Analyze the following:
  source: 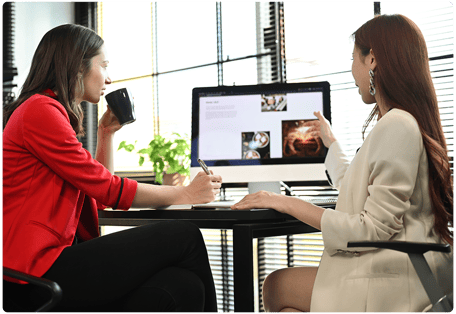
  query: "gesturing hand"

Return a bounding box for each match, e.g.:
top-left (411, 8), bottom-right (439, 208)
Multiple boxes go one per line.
top-left (309, 111), bottom-right (337, 148)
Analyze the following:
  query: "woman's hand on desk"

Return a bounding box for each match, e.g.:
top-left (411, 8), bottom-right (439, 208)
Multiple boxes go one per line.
top-left (184, 171), bottom-right (222, 204)
top-left (231, 191), bottom-right (324, 230)
top-left (231, 191), bottom-right (287, 213)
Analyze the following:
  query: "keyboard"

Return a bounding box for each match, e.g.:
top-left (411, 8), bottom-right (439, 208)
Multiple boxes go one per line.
top-left (301, 196), bottom-right (338, 206)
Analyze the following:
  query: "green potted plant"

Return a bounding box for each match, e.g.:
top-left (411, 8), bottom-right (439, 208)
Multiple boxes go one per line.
top-left (118, 133), bottom-right (191, 185)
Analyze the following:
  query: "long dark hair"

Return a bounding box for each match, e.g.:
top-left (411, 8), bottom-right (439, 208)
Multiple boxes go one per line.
top-left (353, 14), bottom-right (453, 245)
top-left (3, 24), bottom-right (104, 136)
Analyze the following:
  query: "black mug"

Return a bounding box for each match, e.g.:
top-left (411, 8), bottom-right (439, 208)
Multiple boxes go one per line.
top-left (105, 87), bottom-right (136, 126)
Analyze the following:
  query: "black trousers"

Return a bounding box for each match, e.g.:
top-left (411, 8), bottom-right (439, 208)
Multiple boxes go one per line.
top-left (8, 221), bottom-right (218, 312)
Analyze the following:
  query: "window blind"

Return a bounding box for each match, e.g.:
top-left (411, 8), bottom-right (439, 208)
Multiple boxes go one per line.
top-left (201, 229), bottom-right (234, 312)
top-left (3, 2), bottom-right (18, 106)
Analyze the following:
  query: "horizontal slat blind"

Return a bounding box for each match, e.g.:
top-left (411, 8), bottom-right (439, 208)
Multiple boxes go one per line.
top-left (292, 233), bottom-right (325, 267)
top-left (258, 235), bottom-right (288, 312)
top-left (200, 229), bottom-right (234, 312)
top-left (432, 57), bottom-right (454, 171)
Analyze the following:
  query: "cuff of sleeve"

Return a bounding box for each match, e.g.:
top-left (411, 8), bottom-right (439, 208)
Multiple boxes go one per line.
top-left (320, 208), bottom-right (341, 256)
top-left (321, 208), bottom-right (363, 256)
top-left (116, 178), bottom-right (138, 210)
top-left (321, 208), bottom-right (383, 256)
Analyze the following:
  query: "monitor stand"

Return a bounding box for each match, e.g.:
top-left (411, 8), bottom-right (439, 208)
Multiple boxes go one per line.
top-left (248, 181), bottom-right (281, 194)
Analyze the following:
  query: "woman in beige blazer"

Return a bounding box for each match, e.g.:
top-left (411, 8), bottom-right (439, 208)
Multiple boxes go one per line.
top-left (232, 14), bottom-right (453, 312)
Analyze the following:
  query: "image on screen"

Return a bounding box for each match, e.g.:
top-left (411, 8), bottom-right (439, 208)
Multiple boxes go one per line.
top-left (282, 119), bottom-right (324, 158)
top-left (242, 131), bottom-right (271, 159)
top-left (261, 94), bottom-right (287, 112)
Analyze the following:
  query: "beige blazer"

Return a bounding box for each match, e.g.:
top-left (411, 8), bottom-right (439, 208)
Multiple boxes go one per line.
top-left (310, 109), bottom-right (453, 312)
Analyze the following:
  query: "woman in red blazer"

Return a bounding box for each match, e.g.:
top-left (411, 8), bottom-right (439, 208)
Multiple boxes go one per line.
top-left (3, 24), bottom-right (221, 312)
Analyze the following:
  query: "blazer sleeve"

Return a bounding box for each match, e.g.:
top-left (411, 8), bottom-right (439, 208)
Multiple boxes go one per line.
top-left (320, 112), bottom-right (424, 255)
top-left (22, 98), bottom-right (137, 209)
top-left (324, 141), bottom-right (352, 190)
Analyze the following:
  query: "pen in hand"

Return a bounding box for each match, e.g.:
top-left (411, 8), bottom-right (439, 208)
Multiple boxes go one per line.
top-left (197, 158), bottom-right (211, 175)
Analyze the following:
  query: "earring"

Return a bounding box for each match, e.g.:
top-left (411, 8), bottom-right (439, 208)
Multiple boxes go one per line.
top-left (369, 69), bottom-right (376, 96)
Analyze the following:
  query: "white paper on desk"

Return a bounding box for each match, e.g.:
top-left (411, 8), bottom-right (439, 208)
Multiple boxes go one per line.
top-left (156, 204), bottom-right (193, 210)
top-left (194, 201), bottom-right (237, 208)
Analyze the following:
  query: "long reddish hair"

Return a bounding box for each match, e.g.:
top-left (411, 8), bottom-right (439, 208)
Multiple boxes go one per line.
top-left (353, 14), bottom-right (453, 245)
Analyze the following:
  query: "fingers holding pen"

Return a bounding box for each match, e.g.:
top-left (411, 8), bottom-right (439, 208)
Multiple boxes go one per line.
top-left (200, 162), bottom-right (222, 189)
top-left (202, 170), bottom-right (222, 192)
top-left (187, 172), bottom-right (221, 203)
top-left (210, 174), bottom-right (222, 187)
top-left (195, 171), bottom-right (222, 184)
top-left (209, 170), bottom-right (222, 182)
top-left (210, 173), bottom-right (222, 197)
top-left (195, 159), bottom-right (222, 199)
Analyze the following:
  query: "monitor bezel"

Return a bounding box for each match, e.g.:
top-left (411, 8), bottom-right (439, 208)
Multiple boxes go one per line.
top-left (191, 81), bottom-right (331, 168)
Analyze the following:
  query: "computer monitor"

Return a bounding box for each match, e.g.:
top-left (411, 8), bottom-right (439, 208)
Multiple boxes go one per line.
top-left (190, 81), bottom-right (331, 194)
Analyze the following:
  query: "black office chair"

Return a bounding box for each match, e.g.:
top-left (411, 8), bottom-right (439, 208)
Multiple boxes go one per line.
top-left (3, 266), bottom-right (63, 312)
top-left (347, 241), bottom-right (453, 312)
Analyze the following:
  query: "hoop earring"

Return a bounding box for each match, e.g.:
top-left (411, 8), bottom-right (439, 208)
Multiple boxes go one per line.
top-left (369, 69), bottom-right (376, 96)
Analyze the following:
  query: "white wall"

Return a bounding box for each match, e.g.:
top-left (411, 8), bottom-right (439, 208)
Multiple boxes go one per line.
top-left (13, 2), bottom-right (74, 95)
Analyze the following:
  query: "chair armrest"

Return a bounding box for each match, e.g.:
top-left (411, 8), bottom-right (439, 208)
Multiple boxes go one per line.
top-left (347, 240), bottom-right (452, 311)
top-left (3, 267), bottom-right (63, 312)
top-left (347, 241), bottom-right (451, 254)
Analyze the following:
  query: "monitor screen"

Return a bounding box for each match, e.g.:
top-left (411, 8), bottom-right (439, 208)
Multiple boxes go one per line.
top-left (190, 82), bottom-right (331, 187)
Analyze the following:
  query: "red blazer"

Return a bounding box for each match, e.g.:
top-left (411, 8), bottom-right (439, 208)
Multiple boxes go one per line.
top-left (3, 93), bottom-right (138, 281)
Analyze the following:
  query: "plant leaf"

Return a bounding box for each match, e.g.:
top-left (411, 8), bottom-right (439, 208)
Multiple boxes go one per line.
top-left (138, 156), bottom-right (145, 166)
